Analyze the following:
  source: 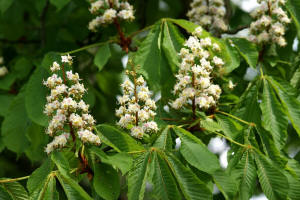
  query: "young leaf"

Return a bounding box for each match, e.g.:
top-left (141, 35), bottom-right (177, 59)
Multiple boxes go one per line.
top-left (152, 152), bottom-right (181, 200)
top-left (56, 172), bottom-right (93, 200)
top-left (127, 152), bottom-right (152, 200)
top-left (260, 79), bottom-right (288, 149)
top-left (93, 163), bottom-right (120, 200)
top-left (95, 124), bottom-right (144, 152)
top-left (163, 152), bottom-right (212, 200)
top-left (255, 153), bottom-right (289, 200)
top-left (173, 126), bottom-right (220, 174)
top-left (0, 180), bottom-right (29, 200)
top-left (229, 38), bottom-right (258, 69)
top-left (94, 44), bottom-right (111, 71)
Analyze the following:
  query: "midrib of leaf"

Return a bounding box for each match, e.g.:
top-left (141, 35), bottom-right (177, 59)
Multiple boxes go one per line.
top-left (256, 158), bottom-right (275, 199)
top-left (1, 183), bottom-right (28, 200)
top-left (37, 173), bottom-right (53, 200)
top-left (155, 154), bottom-right (171, 199)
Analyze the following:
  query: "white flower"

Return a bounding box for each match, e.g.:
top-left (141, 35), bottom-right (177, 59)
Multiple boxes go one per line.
top-left (78, 100), bottom-right (89, 113)
top-left (89, 0), bottom-right (104, 14)
top-left (69, 113), bottom-right (84, 128)
top-left (78, 129), bottom-right (101, 145)
top-left (61, 97), bottom-right (77, 110)
top-left (45, 133), bottom-right (69, 154)
top-left (82, 114), bottom-right (96, 125)
top-left (50, 62), bottom-right (60, 72)
top-left (228, 80), bottom-right (236, 89)
top-left (43, 74), bottom-right (63, 88)
top-left (131, 126), bottom-right (144, 139)
top-left (213, 56), bottom-right (224, 67)
top-left (66, 70), bottom-right (80, 82)
top-left (143, 121), bottom-right (158, 132)
top-left (136, 76), bottom-right (145, 85)
top-left (118, 114), bottom-right (134, 128)
top-left (118, 9), bottom-right (135, 21)
top-left (61, 54), bottom-right (73, 65)
top-left (0, 66), bottom-right (8, 77)
top-left (193, 26), bottom-right (203, 37)
top-left (103, 8), bottom-right (117, 23)
top-left (145, 99), bottom-right (156, 110)
top-left (128, 103), bottom-right (140, 113)
top-left (212, 43), bottom-right (221, 52)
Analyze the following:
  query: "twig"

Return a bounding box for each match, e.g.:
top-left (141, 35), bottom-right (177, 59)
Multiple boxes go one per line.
top-left (225, 25), bottom-right (249, 34)
top-left (216, 110), bottom-right (255, 127)
top-left (0, 176), bottom-right (30, 183)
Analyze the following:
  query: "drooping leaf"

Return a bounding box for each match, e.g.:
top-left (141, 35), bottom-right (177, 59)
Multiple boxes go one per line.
top-left (173, 126), bottom-right (220, 174)
top-left (0, 94), bottom-right (14, 117)
top-left (255, 153), bottom-right (289, 200)
top-left (95, 124), bottom-right (144, 152)
top-left (152, 152), bottom-right (181, 200)
top-left (25, 66), bottom-right (49, 127)
top-left (230, 150), bottom-right (257, 200)
top-left (268, 77), bottom-right (300, 136)
top-left (229, 38), bottom-right (258, 69)
top-left (163, 152), bottom-right (212, 200)
top-left (0, 180), bottom-right (29, 200)
top-left (1, 89), bottom-right (30, 153)
top-left (94, 44), bottom-right (111, 71)
top-left (93, 163), bottom-right (120, 200)
top-left (56, 172), bottom-right (93, 200)
top-left (212, 169), bottom-right (238, 200)
top-left (127, 152), bottom-right (152, 200)
top-left (260, 79), bottom-right (288, 149)
top-left (286, 0), bottom-right (300, 38)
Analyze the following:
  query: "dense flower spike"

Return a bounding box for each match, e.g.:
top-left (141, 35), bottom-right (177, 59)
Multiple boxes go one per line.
top-left (88, 0), bottom-right (135, 32)
top-left (43, 55), bottom-right (100, 154)
top-left (187, 0), bottom-right (228, 34)
top-left (171, 27), bottom-right (223, 114)
top-left (0, 56), bottom-right (8, 77)
top-left (249, 0), bottom-right (291, 46)
top-left (116, 66), bottom-right (158, 139)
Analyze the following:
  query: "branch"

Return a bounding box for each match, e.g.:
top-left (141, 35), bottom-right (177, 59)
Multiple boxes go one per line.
top-left (224, 25), bottom-right (249, 34)
top-left (0, 176), bottom-right (30, 183)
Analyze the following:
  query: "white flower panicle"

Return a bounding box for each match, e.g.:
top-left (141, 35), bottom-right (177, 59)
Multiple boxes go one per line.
top-left (249, 0), bottom-right (291, 46)
top-left (0, 57), bottom-right (8, 77)
top-left (43, 55), bottom-right (100, 154)
top-left (116, 69), bottom-right (158, 139)
top-left (88, 0), bottom-right (135, 32)
top-left (187, 0), bottom-right (228, 33)
top-left (171, 27), bottom-right (223, 111)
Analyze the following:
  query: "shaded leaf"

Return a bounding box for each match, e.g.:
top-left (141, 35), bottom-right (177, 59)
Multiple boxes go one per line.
top-left (94, 44), bottom-right (111, 71)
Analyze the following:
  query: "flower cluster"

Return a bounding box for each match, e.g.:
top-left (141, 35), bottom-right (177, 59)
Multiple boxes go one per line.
top-left (187, 0), bottom-right (228, 33)
top-left (116, 69), bottom-right (158, 139)
top-left (249, 0), bottom-right (291, 46)
top-left (43, 55), bottom-right (100, 154)
top-left (171, 27), bottom-right (223, 111)
top-left (0, 57), bottom-right (8, 77)
top-left (88, 0), bottom-right (135, 32)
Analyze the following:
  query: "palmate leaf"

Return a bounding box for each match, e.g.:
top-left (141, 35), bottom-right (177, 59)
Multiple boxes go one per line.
top-left (29, 175), bottom-right (58, 200)
top-left (56, 172), bottom-right (93, 200)
top-left (230, 149), bottom-right (257, 200)
top-left (95, 124), bottom-right (144, 152)
top-left (51, 151), bottom-right (70, 176)
top-left (268, 76), bottom-right (300, 136)
top-left (127, 152), bottom-right (152, 200)
top-left (286, 159), bottom-right (300, 200)
top-left (162, 152), bottom-right (212, 200)
top-left (215, 114), bottom-right (243, 139)
top-left (260, 79), bottom-right (288, 149)
top-left (152, 151), bottom-right (181, 200)
top-left (255, 153), bottom-right (289, 200)
top-left (172, 126), bottom-right (220, 174)
top-left (212, 169), bottom-right (238, 200)
top-left (0, 180), bottom-right (29, 200)
top-left (94, 44), bottom-right (111, 71)
top-left (286, 0), bottom-right (300, 38)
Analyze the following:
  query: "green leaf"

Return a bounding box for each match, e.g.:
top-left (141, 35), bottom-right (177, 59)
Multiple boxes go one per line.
top-left (230, 38), bottom-right (258, 68)
top-left (0, 181), bottom-right (29, 200)
top-left (51, 151), bottom-right (70, 176)
top-left (291, 67), bottom-right (300, 88)
top-left (215, 114), bottom-right (243, 139)
top-left (56, 172), bottom-right (93, 200)
top-left (90, 147), bottom-right (133, 175)
top-left (221, 39), bottom-right (241, 74)
top-left (93, 163), bottom-right (120, 200)
top-left (230, 150), bottom-right (257, 200)
top-left (95, 124), bottom-right (144, 152)
top-left (286, 0), bottom-right (300, 38)
top-left (94, 44), bottom-right (111, 71)
top-left (152, 152), bottom-right (181, 200)
top-left (286, 159), bottom-right (300, 200)
top-left (212, 169), bottom-right (238, 200)
top-left (173, 126), bottom-right (220, 174)
top-left (163, 152), bottom-right (212, 200)
top-left (25, 66), bottom-right (50, 127)
top-left (12, 57), bottom-right (33, 80)
top-left (260, 79), bottom-right (288, 149)
top-left (49, 0), bottom-right (70, 10)
top-left (27, 158), bottom-right (53, 194)
top-left (134, 22), bottom-right (162, 91)
top-left (0, 94), bottom-right (14, 117)
top-left (29, 175), bottom-right (59, 200)
top-left (0, 0), bottom-right (14, 13)
top-left (200, 118), bottom-right (222, 132)
top-left (255, 153), bottom-right (289, 200)
top-left (1, 89), bottom-right (30, 154)
top-left (128, 152), bottom-right (152, 200)
top-left (153, 126), bottom-right (173, 151)
top-left (162, 21), bottom-right (184, 70)
top-left (168, 18), bottom-right (199, 34)
top-left (268, 77), bottom-right (300, 136)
